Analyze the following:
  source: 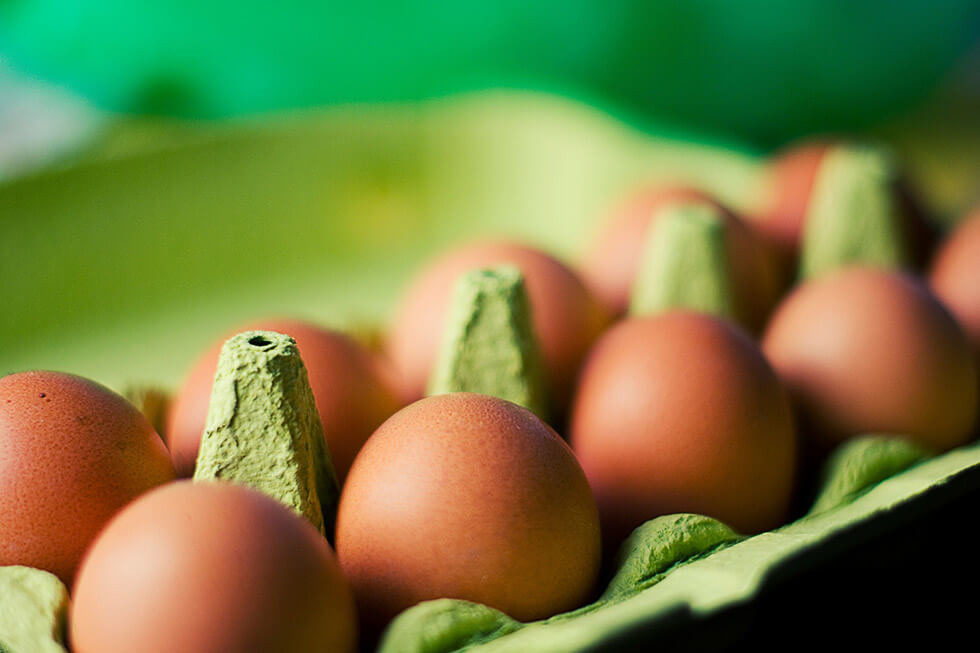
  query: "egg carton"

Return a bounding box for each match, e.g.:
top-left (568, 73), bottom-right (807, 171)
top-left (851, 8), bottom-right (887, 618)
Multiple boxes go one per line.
top-left (380, 436), bottom-right (980, 651)
top-left (3, 95), bottom-right (977, 652)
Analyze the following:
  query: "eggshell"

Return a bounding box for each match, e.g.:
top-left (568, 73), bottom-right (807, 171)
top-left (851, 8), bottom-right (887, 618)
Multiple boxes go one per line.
top-left (0, 371), bottom-right (175, 586)
top-left (71, 481), bottom-right (356, 653)
top-left (570, 312), bottom-right (797, 546)
top-left (385, 242), bottom-right (609, 413)
top-left (930, 210), bottom-right (980, 365)
top-left (579, 187), bottom-right (782, 331)
top-left (335, 393), bottom-right (600, 632)
top-left (763, 266), bottom-right (978, 452)
top-left (167, 319), bottom-right (402, 480)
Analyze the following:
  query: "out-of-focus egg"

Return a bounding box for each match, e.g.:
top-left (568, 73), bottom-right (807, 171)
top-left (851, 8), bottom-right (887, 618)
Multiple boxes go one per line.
top-left (930, 209), bottom-right (980, 365)
top-left (336, 393), bottom-right (600, 633)
top-left (385, 242), bottom-right (609, 413)
top-left (579, 186), bottom-right (782, 331)
top-left (0, 371), bottom-right (175, 586)
top-left (167, 319), bottom-right (402, 480)
top-left (71, 482), bottom-right (356, 653)
top-left (763, 266), bottom-right (977, 451)
top-left (570, 312), bottom-right (796, 547)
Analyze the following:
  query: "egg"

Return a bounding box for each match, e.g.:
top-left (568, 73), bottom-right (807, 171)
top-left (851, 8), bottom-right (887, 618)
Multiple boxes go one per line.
top-left (579, 186), bottom-right (782, 331)
top-left (335, 393), bottom-right (600, 633)
top-left (385, 242), bottom-right (609, 413)
top-left (0, 371), bottom-right (175, 586)
top-left (763, 266), bottom-right (977, 452)
top-left (570, 312), bottom-right (797, 546)
top-left (71, 481), bottom-right (356, 653)
top-left (930, 209), bottom-right (980, 366)
top-left (167, 319), bottom-right (402, 480)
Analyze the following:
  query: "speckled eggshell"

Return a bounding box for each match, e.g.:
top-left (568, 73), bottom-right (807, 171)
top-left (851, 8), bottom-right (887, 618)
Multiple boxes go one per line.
top-left (71, 482), bottom-right (357, 653)
top-left (930, 210), bottom-right (980, 366)
top-left (167, 319), bottom-right (402, 481)
top-left (763, 266), bottom-right (978, 452)
top-left (579, 186), bottom-right (782, 332)
top-left (385, 242), bottom-right (610, 413)
top-left (0, 371), bottom-right (175, 587)
top-left (570, 312), bottom-right (797, 547)
top-left (335, 393), bottom-right (600, 633)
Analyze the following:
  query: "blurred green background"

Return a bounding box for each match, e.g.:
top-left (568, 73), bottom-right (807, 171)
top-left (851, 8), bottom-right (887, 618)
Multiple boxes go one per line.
top-left (1, 2), bottom-right (979, 390)
top-left (2, 0), bottom-right (980, 144)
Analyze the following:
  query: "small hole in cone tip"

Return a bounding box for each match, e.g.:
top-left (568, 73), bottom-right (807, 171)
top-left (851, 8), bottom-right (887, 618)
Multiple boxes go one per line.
top-left (248, 335), bottom-right (274, 348)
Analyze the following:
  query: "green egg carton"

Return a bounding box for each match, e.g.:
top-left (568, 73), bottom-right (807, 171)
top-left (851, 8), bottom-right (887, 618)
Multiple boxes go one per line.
top-left (380, 436), bottom-right (980, 651)
top-left (2, 92), bottom-right (978, 651)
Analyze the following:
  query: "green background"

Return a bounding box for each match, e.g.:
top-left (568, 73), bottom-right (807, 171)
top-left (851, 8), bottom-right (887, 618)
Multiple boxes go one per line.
top-left (2, 89), bottom-right (979, 392)
top-left (2, 1), bottom-right (979, 144)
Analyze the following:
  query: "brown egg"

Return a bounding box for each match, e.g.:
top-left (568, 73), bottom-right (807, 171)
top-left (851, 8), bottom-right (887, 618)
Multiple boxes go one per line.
top-left (570, 312), bottom-right (797, 547)
top-left (71, 481), bottom-right (356, 653)
top-left (763, 266), bottom-right (977, 452)
top-left (167, 319), bottom-right (402, 480)
top-left (336, 393), bottom-right (600, 633)
top-left (930, 209), bottom-right (980, 365)
top-left (579, 186), bottom-right (782, 332)
top-left (385, 242), bottom-right (609, 413)
top-left (0, 371), bottom-right (175, 586)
